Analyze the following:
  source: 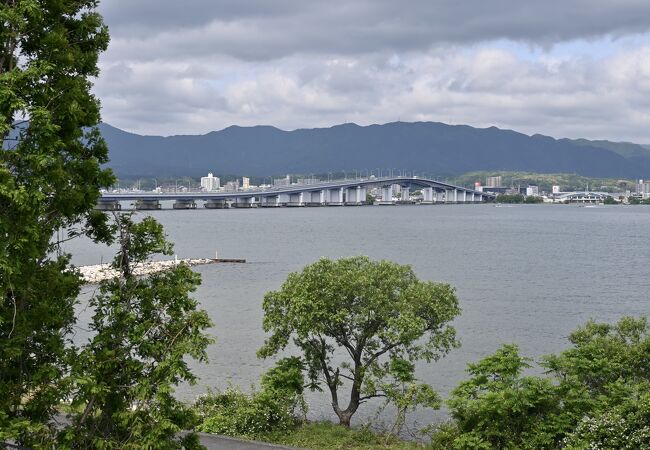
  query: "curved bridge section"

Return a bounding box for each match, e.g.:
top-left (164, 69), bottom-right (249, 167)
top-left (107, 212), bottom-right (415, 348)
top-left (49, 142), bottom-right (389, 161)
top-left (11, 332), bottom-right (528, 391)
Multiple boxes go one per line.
top-left (98, 176), bottom-right (493, 210)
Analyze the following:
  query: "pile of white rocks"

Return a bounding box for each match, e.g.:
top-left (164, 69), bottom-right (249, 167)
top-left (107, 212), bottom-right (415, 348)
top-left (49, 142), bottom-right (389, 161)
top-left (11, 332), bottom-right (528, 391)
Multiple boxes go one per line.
top-left (78, 258), bottom-right (213, 284)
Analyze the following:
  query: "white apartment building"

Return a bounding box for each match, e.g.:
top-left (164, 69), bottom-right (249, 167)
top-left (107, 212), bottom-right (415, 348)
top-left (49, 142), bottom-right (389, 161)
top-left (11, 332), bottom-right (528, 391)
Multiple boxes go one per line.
top-left (200, 173), bottom-right (221, 191)
top-left (241, 176), bottom-right (250, 189)
top-left (526, 185), bottom-right (539, 196)
top-left (637, 179), bottom-right (650, 198)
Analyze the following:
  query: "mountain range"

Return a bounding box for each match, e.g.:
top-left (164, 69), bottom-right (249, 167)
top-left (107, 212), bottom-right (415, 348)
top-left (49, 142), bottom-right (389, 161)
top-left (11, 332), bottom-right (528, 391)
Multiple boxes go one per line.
top-left (99, 121), bottom-right (650, 179)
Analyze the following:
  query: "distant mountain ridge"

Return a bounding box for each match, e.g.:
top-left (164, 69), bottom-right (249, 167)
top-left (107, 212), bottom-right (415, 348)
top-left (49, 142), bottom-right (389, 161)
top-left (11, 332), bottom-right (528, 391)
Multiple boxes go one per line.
top-left (98, 121), bottom-right (650, 179)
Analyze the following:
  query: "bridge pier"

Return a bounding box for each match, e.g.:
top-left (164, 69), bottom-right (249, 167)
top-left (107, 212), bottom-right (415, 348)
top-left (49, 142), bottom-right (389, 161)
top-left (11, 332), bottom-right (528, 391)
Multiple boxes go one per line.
top-left (95, 199), bottom-right (122, 211)
top-left (134, 199), bottom-right (161, 210)
top-left (304, 191), bottom-right (325, 206)
top-left (460, 190), bottom-right (467, 203)
top-left (173, 199), bottom-right (197, 209)
top-left (260, 196), bottom-right (280, 207)
top-left (398, 186), bottom-right (412, 204)
top-left (345, 186), bottom-right (365, 205)
top-left (326, 188), bottom-right (344, 206)
top-left (287, 192), bottom-right (304, 206)
top-left (421, 187), bottom-right (434, 204)
top-left (378, 186), bottom-right (394, 205)
top-left (204, 199), bottom-right (229, 209)
top-left (233, 197), bottom-right (257, 208)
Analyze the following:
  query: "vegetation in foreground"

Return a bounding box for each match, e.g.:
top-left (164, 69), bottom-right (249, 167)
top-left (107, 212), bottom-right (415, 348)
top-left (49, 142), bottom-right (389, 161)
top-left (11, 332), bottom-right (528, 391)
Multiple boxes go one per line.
top-left (191, 315), bottom-right (650, 450)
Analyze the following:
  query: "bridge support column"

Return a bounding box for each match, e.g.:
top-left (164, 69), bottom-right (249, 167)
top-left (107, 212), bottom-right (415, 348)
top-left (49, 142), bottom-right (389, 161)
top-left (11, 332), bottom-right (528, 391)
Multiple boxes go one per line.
top-left (173, 199), bottom-right (197, 209)
top-left (422, 187), bottom-right (434, 204)
top-left (469, 192), bottom-right (475, 203)
top-left (326, 188), bottom-right (344, 205)
top-left (233, 197), bottom-right (256, 208)
top-left (305, 191), bottom-right (324, 206)
top-left (288, 192), bottom-right (304, 206)
top-left (435, 191), bottom-right (445, 203)
top-left (399, 186), bottom-right (411, 204)
top-left (135, 199), bottom-right (161, 210)
top-left (95, 199), bottom-right (121, 211)
top-left (345, 186), bottom-right (364, 205)
top-left (204, 199), bottom-right (229, 209)
top-left (460, 191), bottom-right (467, 203)
top-left (379, 186), bottom-right (394, 205)
top-left (260, 196), bottom-right (280, 207)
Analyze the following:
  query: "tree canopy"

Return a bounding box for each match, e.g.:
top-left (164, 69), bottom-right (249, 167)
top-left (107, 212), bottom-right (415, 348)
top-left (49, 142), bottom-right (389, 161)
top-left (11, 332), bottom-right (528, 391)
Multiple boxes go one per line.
top-left (258, 256), bottom-right (461, 426)
top-left (1, 0), bottom-right (113, 443)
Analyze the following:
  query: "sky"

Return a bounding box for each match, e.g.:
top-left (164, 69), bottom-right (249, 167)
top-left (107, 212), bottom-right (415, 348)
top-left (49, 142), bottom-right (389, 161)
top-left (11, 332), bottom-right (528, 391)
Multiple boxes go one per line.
top-left (95, 1), bottom-right (650, 143)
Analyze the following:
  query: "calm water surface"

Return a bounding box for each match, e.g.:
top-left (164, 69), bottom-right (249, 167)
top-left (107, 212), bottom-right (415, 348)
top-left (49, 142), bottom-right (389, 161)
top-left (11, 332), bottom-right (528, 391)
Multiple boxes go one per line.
top-left (67, 204), bottom-right (650, 425)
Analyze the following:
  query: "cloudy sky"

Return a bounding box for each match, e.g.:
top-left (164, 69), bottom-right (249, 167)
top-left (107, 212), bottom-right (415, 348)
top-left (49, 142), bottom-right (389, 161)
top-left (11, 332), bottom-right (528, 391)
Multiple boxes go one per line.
top-left (96, 1), bottom-right (650, 142)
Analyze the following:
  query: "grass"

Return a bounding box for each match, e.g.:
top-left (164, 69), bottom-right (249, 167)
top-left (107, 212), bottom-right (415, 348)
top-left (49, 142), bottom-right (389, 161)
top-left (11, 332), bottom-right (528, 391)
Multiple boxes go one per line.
top-left (256, 421), bottom-right (425, 450)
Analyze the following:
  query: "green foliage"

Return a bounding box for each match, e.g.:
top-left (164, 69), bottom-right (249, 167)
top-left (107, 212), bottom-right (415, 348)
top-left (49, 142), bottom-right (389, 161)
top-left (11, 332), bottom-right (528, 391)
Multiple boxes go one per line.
top-left (562, 384), bottom-right (650, 449)
top-left (258, 256), bottom-right (460, 426)
top-left (0, 0), bottom-right (112, 445)
top-left (439, 317), bottom-right (650, 450)
top-left (603, 196), bottom-right (618, 204)
top-left (523, 196), bottom-right (543, 204)
top-left (195, 358), bottom-right (307, 439)
top-left (194, 387), bottom-right (297, 439)
top-left (59, 214), bottom-right (213, 449)
top-left (263, 421), bottom-right (424, 450)
top-left (495, 194), bottom-right (524, 203)
top-left (447, 344), bottom-right (564, 449)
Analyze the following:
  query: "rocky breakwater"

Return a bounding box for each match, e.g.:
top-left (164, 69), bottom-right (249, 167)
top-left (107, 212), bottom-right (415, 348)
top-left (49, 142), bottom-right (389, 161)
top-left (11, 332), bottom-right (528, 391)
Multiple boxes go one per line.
top-left (78, 258), bottom-right (214, 284)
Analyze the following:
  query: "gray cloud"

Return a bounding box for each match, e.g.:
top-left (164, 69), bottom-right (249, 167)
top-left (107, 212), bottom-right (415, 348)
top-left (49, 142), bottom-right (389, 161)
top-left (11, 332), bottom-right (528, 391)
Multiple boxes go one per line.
top-left (100, 0), bottom-right (650, 61)
top-left (94, 1), bottom-right (650, 142)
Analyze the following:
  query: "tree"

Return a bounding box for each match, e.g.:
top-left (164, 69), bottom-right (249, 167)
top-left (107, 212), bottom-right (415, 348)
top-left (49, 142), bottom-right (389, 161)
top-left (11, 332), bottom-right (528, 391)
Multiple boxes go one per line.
top-left (58, 214), bottom-right (213, 448)
top-left (439, 316), bottom-right (650, 449)
top-left (258, 256), bottom-right (460, 427)
top-left (447, 345), bottom-right (565, 449)
top-left (1, 1), bottom-right (112, 445)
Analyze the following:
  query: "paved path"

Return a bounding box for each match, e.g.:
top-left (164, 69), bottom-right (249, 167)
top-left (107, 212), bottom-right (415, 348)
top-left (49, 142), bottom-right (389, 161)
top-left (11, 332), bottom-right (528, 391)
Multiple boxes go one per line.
top-left (197, 433), bottom-right (302, 450)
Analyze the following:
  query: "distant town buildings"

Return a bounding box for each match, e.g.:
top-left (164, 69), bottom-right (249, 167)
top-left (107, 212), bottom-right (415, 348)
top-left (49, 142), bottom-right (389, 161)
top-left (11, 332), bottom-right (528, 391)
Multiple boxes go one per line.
top-left (526, 185), bottom-right (539, 197)
top-left (200, 172), bottom-right (220, 191)
top-left (273, 175), bottom-right (291, 186)
top-left (486, 176), bottom-right (503, 188)
top-left (223, 180), bottom-right (239, 192)
top-left (552, 185), bottom-right (561, 194)
top-left (241, 176), bottom-right (250, 189)
top-left (637, 179), bottom-right (650, 198)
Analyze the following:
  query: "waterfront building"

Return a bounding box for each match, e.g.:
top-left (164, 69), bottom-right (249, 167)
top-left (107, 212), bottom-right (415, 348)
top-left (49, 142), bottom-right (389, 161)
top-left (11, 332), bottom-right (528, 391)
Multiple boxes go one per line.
top-left (526, 185), bottom-right (539, 196)
top-left (200, 172), bottom-right (220, 191)
top-left (486, 176), bottom-right (502, 187)
top-left (637, 179), bottom-right (650, 198)
top-left (242, 176), bottom-right (250, 189)
top-left (552, 185), bottom-right (560, 194)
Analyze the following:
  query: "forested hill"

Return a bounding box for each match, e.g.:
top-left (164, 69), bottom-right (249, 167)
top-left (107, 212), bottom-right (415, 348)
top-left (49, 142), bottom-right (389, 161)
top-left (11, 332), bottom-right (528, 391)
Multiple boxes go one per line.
top-left (99, 121), bottom-right (650, 179)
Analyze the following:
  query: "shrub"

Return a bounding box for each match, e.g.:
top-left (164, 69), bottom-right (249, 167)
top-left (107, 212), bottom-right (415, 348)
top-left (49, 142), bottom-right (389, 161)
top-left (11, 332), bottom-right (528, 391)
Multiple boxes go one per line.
top-left (194, 388), bottom-right (296, 438)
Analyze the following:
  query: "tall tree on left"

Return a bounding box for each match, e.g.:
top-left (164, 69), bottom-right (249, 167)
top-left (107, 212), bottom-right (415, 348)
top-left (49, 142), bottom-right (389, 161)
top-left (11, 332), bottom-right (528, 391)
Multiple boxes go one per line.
top-left (0, 1), bottom-right (112, 445)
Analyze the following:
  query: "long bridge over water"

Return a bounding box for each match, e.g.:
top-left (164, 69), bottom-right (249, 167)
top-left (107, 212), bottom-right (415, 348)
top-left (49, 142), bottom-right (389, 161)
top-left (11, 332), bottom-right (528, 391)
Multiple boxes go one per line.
top-left (98, 176), bottom-right (493, 210)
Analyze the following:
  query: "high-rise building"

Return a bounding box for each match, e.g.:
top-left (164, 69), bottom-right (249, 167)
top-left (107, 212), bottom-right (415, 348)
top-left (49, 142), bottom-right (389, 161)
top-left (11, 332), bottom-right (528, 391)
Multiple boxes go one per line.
top-left (486, 176), bottom-right (502, 187)
top-left (637, 179), bottom-right (650, 197)
top-left (200, 172), bottom-right (220, 191)
top-left (241, 176), bottom-right (250, 189)
top-left (552, 185), bottom-right (560, 194)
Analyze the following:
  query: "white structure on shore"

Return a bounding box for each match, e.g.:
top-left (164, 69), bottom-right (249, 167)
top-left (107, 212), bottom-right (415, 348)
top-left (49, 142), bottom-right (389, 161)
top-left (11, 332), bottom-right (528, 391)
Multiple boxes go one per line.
top-left (201, 173), bottom-right (220, 191)
top-left (637, 179), bottom-right (650, 198)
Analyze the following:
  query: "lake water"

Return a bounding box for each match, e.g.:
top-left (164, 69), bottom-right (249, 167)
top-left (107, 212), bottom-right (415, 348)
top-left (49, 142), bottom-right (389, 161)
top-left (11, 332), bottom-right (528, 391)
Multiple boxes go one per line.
top-left (66, 204), bottom-right (650, 427)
